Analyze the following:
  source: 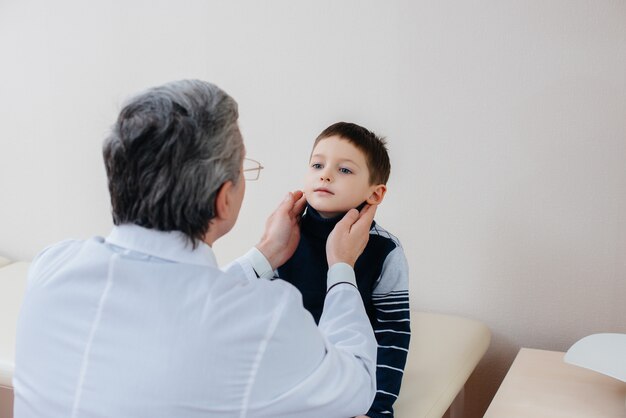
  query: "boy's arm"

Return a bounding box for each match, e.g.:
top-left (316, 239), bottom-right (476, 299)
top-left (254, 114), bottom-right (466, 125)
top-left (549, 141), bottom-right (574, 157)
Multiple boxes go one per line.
top-left (368, 246), bottom-right (411, 418)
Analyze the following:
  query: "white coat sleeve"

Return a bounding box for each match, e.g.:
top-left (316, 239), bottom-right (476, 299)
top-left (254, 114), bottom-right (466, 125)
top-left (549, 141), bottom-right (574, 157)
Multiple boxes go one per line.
top-left (221, 248), bottom-right (274, 280)
top-left (245, 263), bottom-right (378, 418)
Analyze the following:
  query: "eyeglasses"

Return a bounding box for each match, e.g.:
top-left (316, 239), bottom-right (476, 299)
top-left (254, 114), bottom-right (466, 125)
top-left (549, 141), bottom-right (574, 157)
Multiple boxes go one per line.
top-left (243, 158), bottom-right (264, 181)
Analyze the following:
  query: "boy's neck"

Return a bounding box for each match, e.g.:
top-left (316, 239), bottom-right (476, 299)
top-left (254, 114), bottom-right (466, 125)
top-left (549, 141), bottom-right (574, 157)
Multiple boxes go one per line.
top-left (310, 201), bottom-right (368, 219)
top-left (316, 210), bottom-right (342, 219)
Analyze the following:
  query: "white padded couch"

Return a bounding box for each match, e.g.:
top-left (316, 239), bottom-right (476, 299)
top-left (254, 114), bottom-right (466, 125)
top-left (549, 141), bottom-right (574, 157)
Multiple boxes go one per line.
top-left (0, 256), bottom-right (490, 418)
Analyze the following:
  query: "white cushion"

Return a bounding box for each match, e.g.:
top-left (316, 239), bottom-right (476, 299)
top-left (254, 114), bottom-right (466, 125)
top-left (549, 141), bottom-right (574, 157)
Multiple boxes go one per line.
top-left (394, 311), bottom-right (491, 418)
top-left (0, 256), bottom-right (12, 269)
top-left (0, 262), bottom-right (29, 388)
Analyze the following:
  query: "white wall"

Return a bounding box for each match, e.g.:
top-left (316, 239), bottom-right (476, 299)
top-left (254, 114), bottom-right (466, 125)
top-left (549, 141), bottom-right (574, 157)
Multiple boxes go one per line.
top-left (1, 1), bottom-right (625, 416)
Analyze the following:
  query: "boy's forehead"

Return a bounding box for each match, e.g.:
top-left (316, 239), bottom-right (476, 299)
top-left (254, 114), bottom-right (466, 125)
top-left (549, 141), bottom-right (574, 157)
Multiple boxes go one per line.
top-left (312, 136), bottom-right (366, 160)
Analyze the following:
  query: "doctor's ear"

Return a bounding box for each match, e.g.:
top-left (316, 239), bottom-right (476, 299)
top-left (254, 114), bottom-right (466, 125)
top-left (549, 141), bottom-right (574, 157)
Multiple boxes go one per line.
top-left (366, 184), bottom-right (387, 205)
top-left (214, 181), bottom-right (234, 220)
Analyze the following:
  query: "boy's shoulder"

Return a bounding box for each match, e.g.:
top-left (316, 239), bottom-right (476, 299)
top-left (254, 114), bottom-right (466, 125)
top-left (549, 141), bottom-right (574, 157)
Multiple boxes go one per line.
top-left (367, 221), bottom-right (409, 293)
top-left (369, 221), bottom-right (402, 248)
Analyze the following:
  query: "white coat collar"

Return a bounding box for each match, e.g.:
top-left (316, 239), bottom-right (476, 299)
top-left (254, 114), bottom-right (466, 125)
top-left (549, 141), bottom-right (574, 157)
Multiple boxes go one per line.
top-left (106, 224), bottom-right (218, 267)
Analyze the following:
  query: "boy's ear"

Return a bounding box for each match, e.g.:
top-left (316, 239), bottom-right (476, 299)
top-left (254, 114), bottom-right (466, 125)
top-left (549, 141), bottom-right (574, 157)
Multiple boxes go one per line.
top-left (366, 184), bottom-right (387, 205)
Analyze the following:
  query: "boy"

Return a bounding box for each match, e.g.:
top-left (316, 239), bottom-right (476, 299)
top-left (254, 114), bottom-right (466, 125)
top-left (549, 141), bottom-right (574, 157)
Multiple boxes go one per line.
top-left (277, 122), bottom-right (410, 418)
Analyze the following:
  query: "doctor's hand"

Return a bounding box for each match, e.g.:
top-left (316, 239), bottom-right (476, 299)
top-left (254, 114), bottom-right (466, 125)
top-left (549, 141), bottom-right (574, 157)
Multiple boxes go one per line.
top-left (256, 190), bottom-right (307, 270)
top-left (326, 204), bottom-right (377, 268)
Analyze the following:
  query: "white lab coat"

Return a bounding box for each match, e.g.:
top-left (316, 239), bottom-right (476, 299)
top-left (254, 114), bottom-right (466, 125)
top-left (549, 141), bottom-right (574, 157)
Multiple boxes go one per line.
top-left (13, 224), bottom-right (376, 418)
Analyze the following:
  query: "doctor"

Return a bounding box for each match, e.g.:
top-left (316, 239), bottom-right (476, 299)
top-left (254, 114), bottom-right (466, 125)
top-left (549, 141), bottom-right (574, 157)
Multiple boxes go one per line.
top-left (13, 80), bottom-right (378, 418)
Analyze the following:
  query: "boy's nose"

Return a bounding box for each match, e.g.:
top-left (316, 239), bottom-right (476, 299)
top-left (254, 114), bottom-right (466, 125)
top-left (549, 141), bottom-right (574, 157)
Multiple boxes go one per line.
top-left (319, 166), bottom-right (332, 182)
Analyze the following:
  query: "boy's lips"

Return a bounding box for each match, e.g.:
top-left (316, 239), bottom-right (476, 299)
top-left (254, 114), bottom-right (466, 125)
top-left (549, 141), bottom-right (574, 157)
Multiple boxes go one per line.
top-left (314, 187), bottom-right (334, 195)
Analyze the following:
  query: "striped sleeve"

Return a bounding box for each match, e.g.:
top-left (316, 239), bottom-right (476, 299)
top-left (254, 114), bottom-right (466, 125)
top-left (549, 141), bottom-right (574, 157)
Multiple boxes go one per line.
top-left (367, 246), bottom-right (410, 418)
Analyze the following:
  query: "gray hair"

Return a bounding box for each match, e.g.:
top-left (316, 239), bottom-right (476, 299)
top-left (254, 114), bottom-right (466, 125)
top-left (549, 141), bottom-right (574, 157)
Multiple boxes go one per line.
top-left (103, 79), bottom-right (244, 247)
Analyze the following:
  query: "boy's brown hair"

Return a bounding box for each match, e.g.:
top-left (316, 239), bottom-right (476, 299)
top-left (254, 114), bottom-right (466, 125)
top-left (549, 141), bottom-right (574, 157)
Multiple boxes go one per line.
top-left (313, 122), bottom-right (391, 185)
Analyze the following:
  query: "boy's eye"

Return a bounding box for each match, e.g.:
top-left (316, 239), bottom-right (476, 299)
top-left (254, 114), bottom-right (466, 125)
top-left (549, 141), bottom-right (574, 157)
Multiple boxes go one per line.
top-left (339, 167), bottom-right (353, 174)
top-left (311, 163), bottom-right (323, 169)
